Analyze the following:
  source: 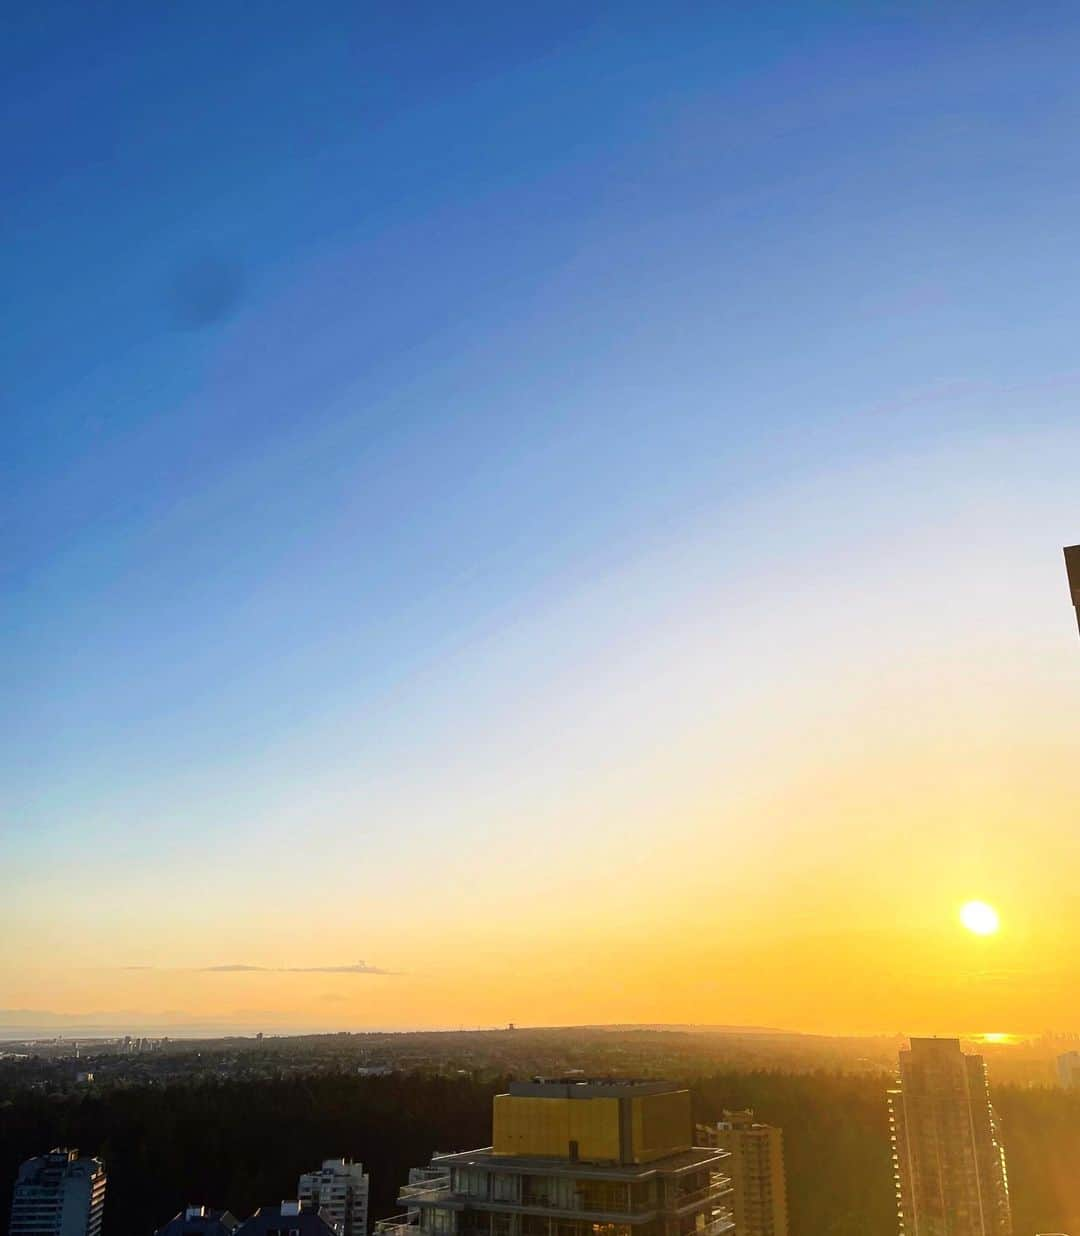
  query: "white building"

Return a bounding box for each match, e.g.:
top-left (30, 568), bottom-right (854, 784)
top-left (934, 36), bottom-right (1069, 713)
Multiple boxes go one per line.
top-left (8, 1149), bottom-right (107, 1236)
top-left (1057, 1051), bottom-right (1080, 1088)
top-left (297, 1160), bottom-right (369, 1236)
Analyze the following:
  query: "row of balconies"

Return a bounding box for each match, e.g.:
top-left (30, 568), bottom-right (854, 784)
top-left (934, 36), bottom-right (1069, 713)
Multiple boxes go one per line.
top-left (387, 1188), bottom-right (735, 1235)
top-left (401, 1180), bottom-right (729, 1218)
top-left (377, 1212), bottom-right (734, 1236)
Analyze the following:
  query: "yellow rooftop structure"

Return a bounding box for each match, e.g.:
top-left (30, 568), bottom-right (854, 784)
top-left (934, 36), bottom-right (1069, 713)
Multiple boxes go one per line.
top-left (491, 1078), bottom-right (693, 1165)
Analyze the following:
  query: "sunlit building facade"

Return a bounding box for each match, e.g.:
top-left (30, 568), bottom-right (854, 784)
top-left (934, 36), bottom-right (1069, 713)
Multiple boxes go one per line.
top-left (696, 1112), bottom-right (787, 1236)
top-left (888, 1038), bottom-right (1011, 1236)
top-left (1056, 1052), bottom-right (1080, 1090)
top-left (379, 1079), bottom-right (734, 1236)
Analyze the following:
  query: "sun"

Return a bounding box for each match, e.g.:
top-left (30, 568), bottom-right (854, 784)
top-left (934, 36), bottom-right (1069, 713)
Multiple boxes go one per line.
top-left (960, 900), bottom-right (1000, 936)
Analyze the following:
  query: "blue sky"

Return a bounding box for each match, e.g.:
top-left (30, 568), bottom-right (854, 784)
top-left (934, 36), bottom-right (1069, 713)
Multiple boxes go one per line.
top-left (4, 3), bottom-right (1080, 1029)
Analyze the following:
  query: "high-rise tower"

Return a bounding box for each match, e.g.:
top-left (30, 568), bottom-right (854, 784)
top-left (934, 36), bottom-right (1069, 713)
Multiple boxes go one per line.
top-left (888, 1038), bottom-right (1011, 1236)
top-left (697, 1112), bottom-right (787, 1236)
top-left (8, 1150), bottom-right (106, 1236)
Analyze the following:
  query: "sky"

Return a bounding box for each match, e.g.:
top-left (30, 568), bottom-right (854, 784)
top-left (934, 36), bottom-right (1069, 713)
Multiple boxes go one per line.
top-left (3, 1), bottom-right (1080, 1037)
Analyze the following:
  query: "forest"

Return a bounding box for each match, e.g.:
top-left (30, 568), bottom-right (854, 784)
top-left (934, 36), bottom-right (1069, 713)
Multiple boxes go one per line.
top-left (2, 1071), bottom-right (1080, 1236)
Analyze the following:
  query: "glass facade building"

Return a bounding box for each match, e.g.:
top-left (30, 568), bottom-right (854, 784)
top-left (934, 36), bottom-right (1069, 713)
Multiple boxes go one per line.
top-left (889, 1039), bottom-right (1012, 1236)
top-left (378, 1080), bottom-right (733, 1236)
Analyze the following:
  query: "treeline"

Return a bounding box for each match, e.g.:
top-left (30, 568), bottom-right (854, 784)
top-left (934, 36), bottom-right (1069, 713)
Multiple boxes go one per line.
top-left (2, 1071), bottom-right (1080, 1236)
top-left (0, 1073), bottom-right (498, 1236)
top-left (995, 1085), bottom-right (1080, 1236)
top-left (694, 1070), bottom-right (895, 1236)
top-left (695, 1070), bottom-right (1080, 1235)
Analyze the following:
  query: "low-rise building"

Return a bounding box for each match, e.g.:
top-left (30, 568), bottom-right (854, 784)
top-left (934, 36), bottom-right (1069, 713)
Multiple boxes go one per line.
top-left (154, 1206), bottom-right (240, 1236)
top-left (235, 1202), bottom-right (336, 1236)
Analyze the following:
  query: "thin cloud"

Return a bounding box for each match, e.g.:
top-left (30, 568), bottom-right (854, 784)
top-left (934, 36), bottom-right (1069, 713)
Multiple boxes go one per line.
top-left (125, 961), bottom-right (395, 975)
top-left (202, 962), bottom-right (392, 975)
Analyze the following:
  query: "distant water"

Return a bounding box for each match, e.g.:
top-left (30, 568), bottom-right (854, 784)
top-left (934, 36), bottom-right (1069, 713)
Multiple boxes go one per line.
top-left (0, 1023), bottom-right (424, 1041)
top-left (0, 1024), bottom-right (292, 1041)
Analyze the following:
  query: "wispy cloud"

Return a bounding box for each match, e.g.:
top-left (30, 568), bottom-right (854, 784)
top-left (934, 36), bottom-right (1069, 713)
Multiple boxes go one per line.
top-left (203, 962), bottom-right (392, 975)
top-left (124, 961), bottom-right (395, 975)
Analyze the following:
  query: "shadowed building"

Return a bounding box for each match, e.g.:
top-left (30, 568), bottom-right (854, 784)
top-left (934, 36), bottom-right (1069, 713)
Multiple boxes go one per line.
top-left (235, 1203), bottom-right (336, 1236)
top-left (1066, 545), bottom-right (1080, 634)
top-left (888, 1039), bottom-right (1012, 1236)
top-left (696, 1113), bottom-right (787, 1236)
top-left (154, 1207), bottom-right (240, 1236)
top-left (378, 1078), bottom-right (734, 1236)
top-left (298, 1161), bottom-right (369, 1236)
top-left (8, 1150), bottom-right (107, 1236)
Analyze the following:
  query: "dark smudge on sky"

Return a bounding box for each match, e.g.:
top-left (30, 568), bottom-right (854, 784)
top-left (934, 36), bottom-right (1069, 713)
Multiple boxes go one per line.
top-left (170, 256), bottom-right (245, 329)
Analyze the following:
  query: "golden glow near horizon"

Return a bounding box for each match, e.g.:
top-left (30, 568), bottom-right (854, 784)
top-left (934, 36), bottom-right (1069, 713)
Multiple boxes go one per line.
top-left (960, 901), bottom-right (1000, 937)
top-left (3, 433), bottom-right (1078, 1035)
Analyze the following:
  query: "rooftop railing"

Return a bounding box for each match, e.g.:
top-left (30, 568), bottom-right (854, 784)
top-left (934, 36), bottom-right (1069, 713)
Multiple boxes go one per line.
top-left (399, 1181), bottom-right (453, 1202)
top-left (375, 1214), bottom-right (421, 1236)
top-left (519, 1195), bottom-right (653, 1215)
top-left (695, 1212), bottom-right (735, 1236)
top-left (673, 1178), bottom-right (733, 1210)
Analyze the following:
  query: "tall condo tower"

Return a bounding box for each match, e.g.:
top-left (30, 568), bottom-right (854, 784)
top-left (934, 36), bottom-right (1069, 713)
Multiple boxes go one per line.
top-left (697, 1112), bottom-right (787, 1236)
top-left (8, 1149), bottom-right (107, 1236)
top-left (888, 1038), bottom-right (1012, 1236)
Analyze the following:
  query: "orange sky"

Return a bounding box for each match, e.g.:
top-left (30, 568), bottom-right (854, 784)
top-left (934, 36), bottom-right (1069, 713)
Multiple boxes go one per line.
top-left (6, 430), bottom-right (1079, 1037)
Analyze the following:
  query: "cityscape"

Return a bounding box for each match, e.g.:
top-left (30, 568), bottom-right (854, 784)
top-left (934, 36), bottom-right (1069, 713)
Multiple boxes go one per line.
top-left (6, 1024), bottom-right (1080, 1234)
top-left (6, 5), bottom-right (1080, 1236)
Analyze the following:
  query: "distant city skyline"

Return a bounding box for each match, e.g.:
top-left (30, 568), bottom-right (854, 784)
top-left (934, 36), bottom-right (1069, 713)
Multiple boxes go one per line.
top-left (5, 4), bottom-right (1080, 1034)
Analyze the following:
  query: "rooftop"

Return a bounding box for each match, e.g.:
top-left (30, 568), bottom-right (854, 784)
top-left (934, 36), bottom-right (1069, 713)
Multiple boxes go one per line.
top-left (431, 1145), bottom-right (727, 1181)
top-left (154, 1208), bottom-right (240, 1236)
top-left (234, 1203), bottom-right (335, 1236)
top-left (508, 1078), bottom-right (678, 1099)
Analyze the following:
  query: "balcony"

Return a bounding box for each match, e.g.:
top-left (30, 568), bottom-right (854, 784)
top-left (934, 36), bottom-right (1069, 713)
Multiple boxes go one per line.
top-left (399, 1181), bottom-right (455, 1204)
top-left (376, 1215), bottom-right (421, 1236)
top-left (695, 1213), bottom-right (735, 1236)
top-left (519, 1194), bottom-right (653, 1216)
top-left (673, 1180), bottom-right (732, 1212)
